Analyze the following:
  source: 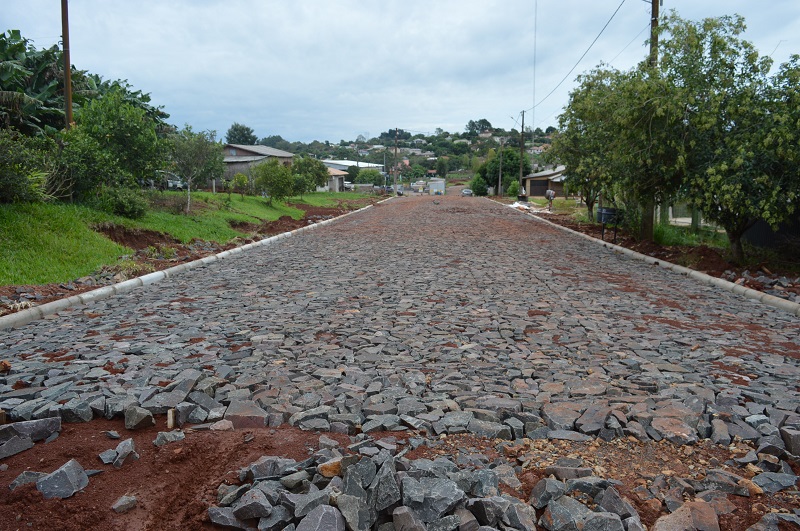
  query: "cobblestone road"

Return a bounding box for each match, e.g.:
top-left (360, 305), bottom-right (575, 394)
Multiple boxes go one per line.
top-left (2, 194), bottom-right (799, 445)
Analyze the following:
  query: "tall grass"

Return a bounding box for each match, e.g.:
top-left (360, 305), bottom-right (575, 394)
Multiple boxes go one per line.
top-left (654, 222), bottom-right (728, 249)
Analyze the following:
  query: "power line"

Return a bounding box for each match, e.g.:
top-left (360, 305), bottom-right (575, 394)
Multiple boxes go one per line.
top-left (525, 0), bottom-right (628, 115)
top-left (608, 24), bottom-right (649, 65)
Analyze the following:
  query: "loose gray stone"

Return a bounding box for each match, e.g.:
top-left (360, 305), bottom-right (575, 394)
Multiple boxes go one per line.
top-left (60, 397), bottom-right (93, 423)
top-left (112, 495), bottom-right (138, 513)
top-left (538, 495), bottom-right (592, 531)
top-left (392, 506), bottom-right (427, 531)
top-left (583, 512), bottom-right (624, 531)
top-left (370, 458), bottom-right (401, 511)
top-left (36, 459), bottom-right (89, 499)
top-left (296, 504), bottom-right (346, 531)
top-left (232, 488), bottom-right (273, 520)
top-left (530, 478), bottom-right (567, 509)
top-left (466, 496), bottom-right (510, 527)
top-left (113, 438), bottom-right (140, 469)
top-left (125, 406), bottom-right (155, 430)
top-left (752, 472), bottom-right (798, 493)
top-left (336, 493), bottom-right (376, 531)
top-left (153, 430), bottom-right (186, 447)
top-left (208, 506), bottom-right (249, 529)
top-left (0, 435), bottom-right (34, 459)
top-left (401, 477), bottom-right (465, 523)
top-left (9, 470), bottom-right (47, 491)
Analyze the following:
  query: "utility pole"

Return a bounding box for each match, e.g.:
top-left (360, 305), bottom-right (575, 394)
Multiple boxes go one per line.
top-left (393, 128), bottom-right (399, 195)
top-left (649, 0), bottom-right (659, 67)
top-left (61, 0), bottom-right (73, 129)
top-left (519, 110), bottom-right (525, 199)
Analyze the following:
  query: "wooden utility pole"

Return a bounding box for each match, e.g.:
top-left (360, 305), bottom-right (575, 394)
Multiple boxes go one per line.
top-left (649, 0), bottom-right (659, 67)
top-left (519, 110), bottom-right (525, 198)
top-left (61, 0), bottom-right (73, 129)
top-left (640, 0), bottom-right (660, 241)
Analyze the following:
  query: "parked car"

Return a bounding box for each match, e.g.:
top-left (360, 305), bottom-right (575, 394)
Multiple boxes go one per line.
top-left (156, 170), bottom-right (186, 191)
top-left (343, 181), bottom-right (354, 191)
top-left (461, 188), bottom-right (473, 196)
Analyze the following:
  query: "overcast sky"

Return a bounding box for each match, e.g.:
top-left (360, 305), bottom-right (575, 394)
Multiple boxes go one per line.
top-left (7, 1), bottom-right (800, 143)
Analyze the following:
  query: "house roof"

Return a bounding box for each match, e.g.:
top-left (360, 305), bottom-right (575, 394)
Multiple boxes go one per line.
top-left (223, 155), bottom-right (267, 163)
top-left (327, 167), bottom-right (348, 176)
top-left (523, 165), bottom-right (566, 181)
top-left (226, 144), bottom-right (294, 158)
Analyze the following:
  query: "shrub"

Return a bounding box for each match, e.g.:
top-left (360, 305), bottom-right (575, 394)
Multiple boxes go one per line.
top-left (470, 175), bottom-right (488, 196)
top-left (91, 186), bottom-right (148, 219)
top-left (506, 181), bottom-right (519, 197)
top-left (0, 129), bottom-right (54, 203)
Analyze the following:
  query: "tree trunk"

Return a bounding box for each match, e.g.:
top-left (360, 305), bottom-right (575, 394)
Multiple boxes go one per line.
top-left (659, 202), bottom-right (670, 226)
top-left (586, 197), bottom-right (596, 222)
top-left (639, 200), bottom-right (655, 241)
top-left (690, 206), bottom-right (701, 233)
top-left (727, 230), bottom-right (745, 265)
top-left (185, 183), bottom-right (192, 214)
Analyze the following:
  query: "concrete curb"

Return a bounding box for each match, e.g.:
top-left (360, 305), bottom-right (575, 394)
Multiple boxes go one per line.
top-left (0, 202), bottom-right (377, 330)
top-left (518, 207), bottom-right (800, 318)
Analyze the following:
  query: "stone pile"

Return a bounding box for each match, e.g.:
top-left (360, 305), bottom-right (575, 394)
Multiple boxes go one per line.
top-left (203, 433), bottom-right (799, 531)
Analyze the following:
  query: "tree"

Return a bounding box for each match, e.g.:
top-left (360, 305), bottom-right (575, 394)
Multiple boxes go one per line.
top-left (658, 13), bottom-right (800, 263)
top-left (549, 67), bottom-right (620, 220)
top-left (357, 168), bottom-right (383, 186)
top-left (253, 158), bottom-right (293, 205)
top-left (436, 158), bottom-right (448, 179)
top-left (232, 172), bottom-right (248, 199)
top-left (482, 147), bottom-right (531, 192)
top-left (169, 126), bottom-right (224, 213)
top-left (470, 175), bottom-right (488, 196)
top-left (79, 88), bottom-right (165, 187)
top-left (225, 122), bottom-right (257, 145)
top-left (292, 156), bottom-right (329, 190)
top-left (545, 126), bottom-right (557, 135)
top-left (346, 165), bottom-right (360, 183)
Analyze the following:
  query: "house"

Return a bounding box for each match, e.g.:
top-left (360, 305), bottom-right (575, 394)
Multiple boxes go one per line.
top-left (223, 144), bottom-right (294, 181)
top-left (428, 178), bottom-right (446, 196)
top-left (323, 167), bottom-right (348, 193)
top-left (521, 165), bottom-right (566, 197)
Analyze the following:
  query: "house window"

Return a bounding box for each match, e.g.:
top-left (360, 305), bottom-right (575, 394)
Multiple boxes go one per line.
top-left (229, 149), bottom-right (236, 155)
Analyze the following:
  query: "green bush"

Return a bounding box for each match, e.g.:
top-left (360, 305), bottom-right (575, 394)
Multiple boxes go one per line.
top-left (506, 181), bottom-right (520, 197)
top-left (91, 186), bottom-right (148, 219)
top-left (0, 129), bottom-right (54, 203)
top-left (470, 175), bottom-right (488, 196)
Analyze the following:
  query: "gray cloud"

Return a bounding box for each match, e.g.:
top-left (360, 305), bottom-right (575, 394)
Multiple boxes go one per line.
top-left (7, 0), bottom-right (800, 142)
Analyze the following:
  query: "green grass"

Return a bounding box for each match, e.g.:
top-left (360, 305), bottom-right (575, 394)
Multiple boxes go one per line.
top-left (0, 203), bottom-right (128, 284)
top-left (654, 222), bottom-right (728, 248)
top-left (0, 191), bottom-right (375, 286)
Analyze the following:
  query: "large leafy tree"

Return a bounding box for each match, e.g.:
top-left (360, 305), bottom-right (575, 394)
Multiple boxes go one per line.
top-left (659, 13), bottom-right (800, 263)
top-left (169, 126), bottom-right (224, 213)
top-left (78, 88), bottom-right (165, 186)
top-left (225, 122), bottom-right (257, 145)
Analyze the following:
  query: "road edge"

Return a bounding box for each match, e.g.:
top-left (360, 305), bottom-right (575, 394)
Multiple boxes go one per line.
top-left (0, 201), bottom-right (384, 330)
